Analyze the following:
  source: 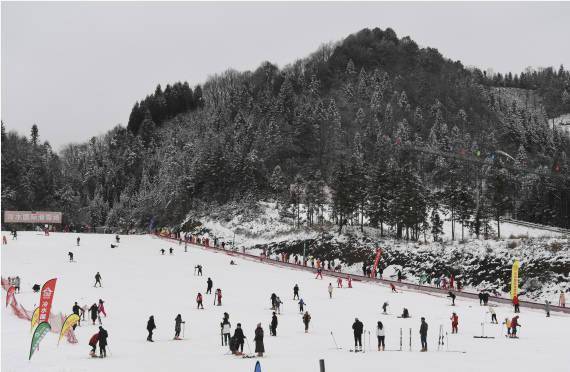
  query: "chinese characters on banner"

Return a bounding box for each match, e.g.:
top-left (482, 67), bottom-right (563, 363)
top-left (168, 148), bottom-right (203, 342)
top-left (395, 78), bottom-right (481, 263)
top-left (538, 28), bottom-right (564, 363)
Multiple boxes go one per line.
top-left (38, 279), bottom-right (57, 323)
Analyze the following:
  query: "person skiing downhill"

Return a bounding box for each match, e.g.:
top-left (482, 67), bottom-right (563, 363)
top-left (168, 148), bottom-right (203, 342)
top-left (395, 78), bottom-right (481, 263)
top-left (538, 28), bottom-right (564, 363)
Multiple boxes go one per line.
top-left (147, 315), bottom-right (156, 342)
top-left (293, 284), bottom-right (299, 300)
top-left (270, 312), bottom-right (278, 336)
top-left (72, 302), bottom-right (84, 328)
top-left (77, 237), bottom-right (80, 246)
top-left (328, 283), bottom-right (333, 299)
top-left (450, 312), bottom-right (459, 334)
top-left (419, 317), bottom-right (428, 351)
top-left (94, 272), bottom-right (102, 287)
top-left (254, 323), bottom-right (265, 357)
top-left (174, 314), bottom-right (185, 340)
top-left (298, 298), bottom-right (306, 313)
top-left (545, 300), bottom-right (551, 317)
top-left (488, 306), bottom-right (498, 324)
top-left (68, 252), bottom-right (74, 262)
top-left (206, 278), bottom-right (213, 294)
top-left (98, 326), bottom-right (108, 357)
top-left (89, 303), bottom-right (99, 325)
top-left (196, 293), bottom-right (204, 309)
top-left (303, 311), bottom-right (311, 333)
top-left (275, 296), bottom-right (282, 314)
top-left (376, 321), bottom-right (386, 351)
top-left (352, 318), bottom-right (364, 352)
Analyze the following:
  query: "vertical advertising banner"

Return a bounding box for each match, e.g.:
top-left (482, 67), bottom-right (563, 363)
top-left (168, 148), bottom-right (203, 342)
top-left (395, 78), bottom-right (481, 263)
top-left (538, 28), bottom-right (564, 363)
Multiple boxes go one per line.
top-left (38, 279), bottom-right (57, 323)
top-left (372, 248), bottom-right (383, 277)
top-left (511, 259), bottom-right (520, 300)
top-left (6, 286), bottom-right (15, 307)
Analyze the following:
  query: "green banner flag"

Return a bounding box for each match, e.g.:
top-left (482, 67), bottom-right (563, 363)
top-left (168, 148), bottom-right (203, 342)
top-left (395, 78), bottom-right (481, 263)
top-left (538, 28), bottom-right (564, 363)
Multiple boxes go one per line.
top-left (29, 322), bottom-right (51, 360)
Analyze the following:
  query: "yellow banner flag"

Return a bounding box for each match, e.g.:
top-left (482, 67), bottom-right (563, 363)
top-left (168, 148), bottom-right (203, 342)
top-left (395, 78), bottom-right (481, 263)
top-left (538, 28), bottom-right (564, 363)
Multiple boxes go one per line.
top-left (58, 314), bottom-right (80, 345)
top-left (30, 307), bottom-right (40, 333)
top-left (511, 259), bottom-right (520, 300)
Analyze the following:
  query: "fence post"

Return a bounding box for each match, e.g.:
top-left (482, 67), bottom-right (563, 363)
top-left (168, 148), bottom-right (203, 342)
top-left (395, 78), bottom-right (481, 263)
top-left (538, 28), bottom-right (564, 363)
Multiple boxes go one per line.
top-left (319, 359), bottom-right (325, 372)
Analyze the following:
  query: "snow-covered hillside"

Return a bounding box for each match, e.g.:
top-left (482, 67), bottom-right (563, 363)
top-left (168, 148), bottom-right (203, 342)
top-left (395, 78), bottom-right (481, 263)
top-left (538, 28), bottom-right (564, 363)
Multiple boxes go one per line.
top-left (2, 232), bottom-right (569, 372)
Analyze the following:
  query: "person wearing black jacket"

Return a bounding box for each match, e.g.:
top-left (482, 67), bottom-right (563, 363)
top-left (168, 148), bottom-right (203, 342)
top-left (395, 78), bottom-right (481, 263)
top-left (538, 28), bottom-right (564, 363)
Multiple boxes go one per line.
top-left (98, 326), bottom-right (108, 357)
top-left (352, 318), bottom-right (364, 351)
top-left (419, 317), bottom-right (428, 352)
top-left (147, 315), bottom-right (156, 342)
top-left (270, 312), bottom-right (278, 336)
top-left (233, 323), bottom-right (246, 353)
top-left (254, 323), bottom-right (264, 357)
top-left (448, 291), bottom-right (456, 306)
top-left (72, 302), bottom-right (84, 328)
top-left (206, 278), bottom-right (213, 294)
top-left (174, 314), bottom-right (185, 340)
top-left (293, 284), bottom-right (299, 300)
top-left (89, 303), bottom-right (99, 325)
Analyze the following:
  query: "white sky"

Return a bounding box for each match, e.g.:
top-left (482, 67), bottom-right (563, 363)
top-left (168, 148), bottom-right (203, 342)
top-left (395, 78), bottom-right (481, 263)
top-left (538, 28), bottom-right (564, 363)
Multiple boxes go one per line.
top-left (2, 1), bottom-right (569, 150)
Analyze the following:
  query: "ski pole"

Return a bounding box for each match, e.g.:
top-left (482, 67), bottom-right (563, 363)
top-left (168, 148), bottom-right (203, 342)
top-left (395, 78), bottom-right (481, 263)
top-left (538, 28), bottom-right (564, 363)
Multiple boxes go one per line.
top-left (330, 331), bottom-right (340, 349)
top-left (368, 330), bottom-right (371, 351)
top-left (400, 328), bottom-right (402, 351)
top-left (246, 338), bottom-right (252, 354)
top-left (183, 322), bottom-right (185, 339)
top-left (409, 328), bottom-right (412, 351)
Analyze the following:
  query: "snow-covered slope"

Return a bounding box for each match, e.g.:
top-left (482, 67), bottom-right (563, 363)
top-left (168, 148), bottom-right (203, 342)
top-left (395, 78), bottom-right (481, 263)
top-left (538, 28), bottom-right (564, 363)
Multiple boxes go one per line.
top-left (2, 232), bottom-right (569, 372)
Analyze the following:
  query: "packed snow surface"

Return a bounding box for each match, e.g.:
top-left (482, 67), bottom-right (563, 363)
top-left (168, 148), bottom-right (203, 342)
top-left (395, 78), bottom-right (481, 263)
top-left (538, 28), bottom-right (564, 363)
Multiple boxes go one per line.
top-left (2, 232), bottom-right (569, 372)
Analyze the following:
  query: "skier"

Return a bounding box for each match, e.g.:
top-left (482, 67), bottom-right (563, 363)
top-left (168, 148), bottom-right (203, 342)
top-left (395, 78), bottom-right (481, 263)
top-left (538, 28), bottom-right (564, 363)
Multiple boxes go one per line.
top-left (447, 291), bottom-right (456, 306)
top-left (98, 299), bottom-right (107, 317)
top-left (504, 317), bottom-right (511, 337)
top-left (545, 300), bottom-right (551, 317)
top-left (206, 278), bottom-right (213, 294)
top-left (401, 308), bottom-right (410, 318)
top-left (337, 277), bottom-right (343, 288)
top-left (68, 252), bottom-right (74, 262)
top-left (450, 312), bottom-right (459, 334)
top-left (488, 306), bottom-right (498, 324)
top-left (397, 270), bottom-right (402, 282)
top-left (196, 293), bottom-right (204, 309)
top-left (233, 323), bottom-right (246, 354)
top-left (14, 276), bottom-right (20, 293)
top-left (328, 283), bottom-right (333, 299)
top-left (195, 264), bottom-right (203, 276)
top-left (510, 315), bottom-right (521, 338)
top-left (147, 315), bottom-right (156, 342)
top-left (221, 316), bottom-right (231, 345)
top-left (298, 298), bottom-right (306, 313)
top-left (270, 293), bottom-right (277, 309)
top-left (434, 276), bottom-right (441, 288)
top-left (72, 302), bottom-right (84, 328)
top-left (160, 248), bottom-right (165, 255)
top-left (376, 321), bottom-right (385, 351)
top-left (483, 292), bottom-right (490, 305)
top-left (254, 323), bottom-right (265, 357)
top-left (315, 268), bottom-right (323, 279)
top-left (89, 303), bottom-right (99, 325)
top-left (303, 311), bottom-right (311, 333)
top-left (293, 284), bottom-right (299, 300)
top-left (352, 318), bottom-right (364, 352)
top-left (169, 247), bottom-right (174, 255)
top-left (32, 283), bottom-right (40, 293)
top-left (275, 296), bottom-right (282, 314)
top-left (77, 237), bottom-right (80, 246)
top-left (98, 326), bottom-right (108, 358)
top-left (559, 291), bottom-right (565, 307)
top-left (174, 314), bottom-right (185, 340)
top-left (513, 294), bottom-right (520, 313)
top-left (419, 317), bottom-right (428, 351)
top-left (390, 283), bottom-right (397, 293)
top-left (94, 272), bottom-right (102, 287)
top-left (216, 288), bottom-right (223, 306)
top-left (270, 312), bottom-right (278, 336)
top-left (382, 302), bottom-right (388, 314)
top-left (88, 332), bottom-right (99, 357)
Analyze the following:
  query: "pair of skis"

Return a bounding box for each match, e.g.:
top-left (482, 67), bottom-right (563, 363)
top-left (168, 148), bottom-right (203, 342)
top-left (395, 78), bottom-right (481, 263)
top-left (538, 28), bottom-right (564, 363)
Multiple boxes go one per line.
top-left (437, 324), bottom-right (447, 351)
top-left (331, 331), bottom-right (371, 353)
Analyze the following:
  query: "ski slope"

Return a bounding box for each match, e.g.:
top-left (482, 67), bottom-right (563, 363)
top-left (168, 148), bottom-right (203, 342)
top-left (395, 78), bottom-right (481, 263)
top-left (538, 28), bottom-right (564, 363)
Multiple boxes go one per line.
top-left (2, 232), bottom-right (569, 372)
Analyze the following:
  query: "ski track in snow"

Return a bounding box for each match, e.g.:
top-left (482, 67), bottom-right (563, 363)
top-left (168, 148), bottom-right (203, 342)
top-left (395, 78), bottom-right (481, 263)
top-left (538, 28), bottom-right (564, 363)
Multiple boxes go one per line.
top-left (2, 232), bottom-right (569, 372)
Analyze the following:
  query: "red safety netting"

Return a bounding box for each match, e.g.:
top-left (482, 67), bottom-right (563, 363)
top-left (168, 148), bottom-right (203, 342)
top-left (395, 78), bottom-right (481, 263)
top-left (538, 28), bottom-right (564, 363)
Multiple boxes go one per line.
top-left (1, 277), bottom-right (78, 343)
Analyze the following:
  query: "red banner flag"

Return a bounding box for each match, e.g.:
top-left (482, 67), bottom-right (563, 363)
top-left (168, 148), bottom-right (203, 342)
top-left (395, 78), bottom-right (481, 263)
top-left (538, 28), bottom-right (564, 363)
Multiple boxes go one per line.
top-left (372, 248), bottom-right (383, 277)
top-left (6, 286), bottom-right (15, 307)
top-left (38, 278), bottom-right (57, 324)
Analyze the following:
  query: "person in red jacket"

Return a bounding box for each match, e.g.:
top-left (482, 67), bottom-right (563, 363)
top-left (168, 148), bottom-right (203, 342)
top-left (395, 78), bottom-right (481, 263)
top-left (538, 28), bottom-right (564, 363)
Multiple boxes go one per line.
top-left (450, 312), bottom-right (459, 334)
top-left (196, 293), bottom-right (204, 309)
top-left (510, 316), bottom-right (521, 338)
top-left (513, 295), bottom-right (520, 313)
top-left (88, 332), bottom-right (99, 356)
top-left (216, 288), bottom-right (222, 306)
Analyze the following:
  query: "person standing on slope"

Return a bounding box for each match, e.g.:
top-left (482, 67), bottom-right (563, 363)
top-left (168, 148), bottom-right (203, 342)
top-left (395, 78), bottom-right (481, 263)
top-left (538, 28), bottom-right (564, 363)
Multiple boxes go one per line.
top-left (450, 312), bottom-right (459, 334)
top-left (376, 321), bottom-right (385, 351)
top-left (233, 323), bottom-right (246, 354)
top-left (98, 326), bottom-right (108, 358)
top-left (77, 236), bottom-right (80, 246)
top-left (174, 314), bottom-right (185, 340)
top-left (419, 317), bottom-right (428, 352)
top-left (221, 316), bottom-right (231, 345)
top-left (270, 312), bottom-right (278, 336)
top-left (94, 272), bottom-right (102, 287)
top-left (88, 332), bottom-right (99, 357)
top-left (382, 302), bottom-right (389, 314)
top-left (298, 298), bottom-right (306, 313)
top-left (206, 278), bottom-right (213, 294)
top-left (303, 311), bottom-right (311, 333)
top-left (447, 291), bottom-right (456, 306)
top-left (72, 302), bottom-right (84, 328)
top-left (315, 268), bottom-right (323, 279)
top-left (510, 315), bottom-right (521, 338)
top-left (270, 293), bottom-right (277, 310)
top-left (560, 291), bottom-right (566, 307)
top-left (488, 306), bottom-right (498, 324)
top-left (196, 293), bottom-right (204, 309)
top-left (513, 295), bottom-right (520, 313)
top-left (275, 296), bottom-right (282, 314)
top-left (545, 300), bottom-right (551, 317)
top-left (147, 315), bottom-right (156, 342)
top-left (216, 288), bottom-right (222, 306)
top-left (254, 323), bottom-right (265, 357)
top-left (328, 283), bottom-right (333, 299)
top-left (89, 303), bottom-right (99, 325)
top-left (98, 299), bottom-right (107, 318)
top-left (293, 284), bottom-right (299, 300)
top-left (68, 252), bottom-right (74, 262)
top-left (337, 277), bottom-right (343, 288)
top-left (352, 318), bottom-right (364, 352)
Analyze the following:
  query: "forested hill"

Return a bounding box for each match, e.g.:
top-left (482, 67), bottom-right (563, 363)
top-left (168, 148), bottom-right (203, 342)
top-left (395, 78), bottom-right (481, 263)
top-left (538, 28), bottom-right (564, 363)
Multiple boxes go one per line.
top-left (2, 27), bottom-right (569, 234)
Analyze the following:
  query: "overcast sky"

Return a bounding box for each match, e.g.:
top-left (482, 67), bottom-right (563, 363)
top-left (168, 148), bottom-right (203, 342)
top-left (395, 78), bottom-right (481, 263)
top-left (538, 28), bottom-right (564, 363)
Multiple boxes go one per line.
top-left (2, 1), bottom-right (569, 150)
